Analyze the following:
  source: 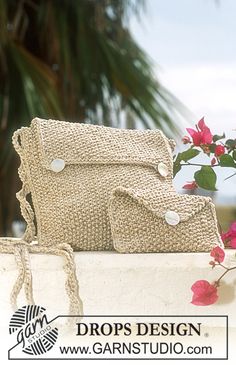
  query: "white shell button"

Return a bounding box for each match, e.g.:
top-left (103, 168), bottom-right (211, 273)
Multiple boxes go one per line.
top-left (50, 158), bottom-right (65, 173)
top-left (165, 210), bottom-right (180, 226)
top-left (157, 162), bottom-right (169, 177)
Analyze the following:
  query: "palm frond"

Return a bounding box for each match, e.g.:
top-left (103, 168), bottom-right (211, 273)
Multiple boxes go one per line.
top-left (0, 0), bottom-right (186, 235)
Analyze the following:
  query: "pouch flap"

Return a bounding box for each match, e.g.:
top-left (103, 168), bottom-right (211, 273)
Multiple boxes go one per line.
top-left (31, 117), bottom-right (174, 170)
top-left (110, 186), bottom-right (213, 222)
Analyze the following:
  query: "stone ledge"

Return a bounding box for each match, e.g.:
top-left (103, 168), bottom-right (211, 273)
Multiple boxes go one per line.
top-left (0, 250), bottom-right (235, 327)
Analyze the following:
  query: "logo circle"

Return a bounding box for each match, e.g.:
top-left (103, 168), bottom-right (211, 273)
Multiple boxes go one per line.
top-left (9, 305), bottom-right (58, 355)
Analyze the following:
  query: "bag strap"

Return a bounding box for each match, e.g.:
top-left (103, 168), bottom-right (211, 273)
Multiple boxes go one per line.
top-left (0, 129), bottom-right (83, 317)
top-left (12, 128), bottom-right (36, 242)
top-left (0, 238), bottom-right (83, 317)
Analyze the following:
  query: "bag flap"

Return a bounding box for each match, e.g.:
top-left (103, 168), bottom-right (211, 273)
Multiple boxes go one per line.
top-left (31, 117), bottom-right (174, 170)
top-left (110, 186), bottom-right (213, 222)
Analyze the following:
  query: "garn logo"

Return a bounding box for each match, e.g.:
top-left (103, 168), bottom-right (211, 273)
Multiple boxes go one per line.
top-left (9, 305), bottom-right (58, 355)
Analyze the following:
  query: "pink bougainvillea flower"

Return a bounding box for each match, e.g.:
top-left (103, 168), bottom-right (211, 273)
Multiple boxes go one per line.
top-left (221, 221), bottom-right (236, 248)
top-left (182, 135), bottom-right (191, 144)
top-left (211, 157), bottom-right (217, 166)
top-left (229, 222), bottom-right (236, 236)
top-left (186, 117), bottom-right (213, 146)
top-left (182, 181), bottom-right (198, 190)
top-left (191, 280), bottom-right (218, 306)
top-left (210, 246), bottom-right (225, 263)
top-left (231, 237), bottom-right (236, 249)
top-left (215, 145), bottom-right (225, 157)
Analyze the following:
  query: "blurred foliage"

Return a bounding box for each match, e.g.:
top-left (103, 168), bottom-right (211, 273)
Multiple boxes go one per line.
top-left (216, 206), bottom-right (236, 233)
top-left (0, 0), bottom-right (182, 235)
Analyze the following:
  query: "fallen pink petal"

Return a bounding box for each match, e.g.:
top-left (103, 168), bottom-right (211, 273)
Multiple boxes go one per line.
top-left (191, 280), bottom-right (218, 306)
top-left (211, 157), bottom-right (217, 166)
top-left (182, 181), bottom-right (198, 190)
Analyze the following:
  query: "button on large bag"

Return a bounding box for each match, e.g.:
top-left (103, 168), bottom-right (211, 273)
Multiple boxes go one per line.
top-left (13, 118), bottom-right (175, 251)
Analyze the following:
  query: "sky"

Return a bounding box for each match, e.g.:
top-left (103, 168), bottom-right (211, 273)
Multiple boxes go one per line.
top-left (130, 0), bottom-right (236, 202)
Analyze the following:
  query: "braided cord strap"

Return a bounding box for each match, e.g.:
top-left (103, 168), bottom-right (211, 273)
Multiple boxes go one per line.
top-left (12, 128), bottom-right (36, 242)
top-left (0, 238), bottom-right (83, 316)
top-left (9, 128), bottom-right (83, 316)
top-left (31, 242), bottom-right (83, 316)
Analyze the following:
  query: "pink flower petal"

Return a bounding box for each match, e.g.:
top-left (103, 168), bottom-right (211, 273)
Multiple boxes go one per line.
top-left (186, 128), bottom-right (196, 137)
top-left (210, 246), bottom-right (225, 263)
top-left (182, 181), bottom-right (198, 190)
top-left (211, 157), bottom-right (216, 166)
top-left (229, 222), bottom-right (236, 236)
top-left (230, 237), bottom-right (236, 249)
top-left (191, 280), bottom-right (218, 306)
top-left (202, 128), bottom-right (213, 144)
top-left (198, 117), bottom-right (206, 131)
top-left (192, 132), bottom-right (202, 146)
top-left (215, 145), bottom-right (225, 157)
top-left (191, 280), bottom-right (211, 294)
top-left (191, 291), bottom-right (218, 306)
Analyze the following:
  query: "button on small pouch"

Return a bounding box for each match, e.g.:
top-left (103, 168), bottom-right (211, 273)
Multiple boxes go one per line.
top-left (108, 187), bottom-right (223, 253)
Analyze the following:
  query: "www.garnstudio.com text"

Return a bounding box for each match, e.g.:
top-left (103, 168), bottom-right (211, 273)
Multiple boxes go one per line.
top-left (59, 341), bottom-right (212, 356)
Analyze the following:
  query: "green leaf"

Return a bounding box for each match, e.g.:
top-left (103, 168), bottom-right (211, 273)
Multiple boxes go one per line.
top-left (175, 153), bottom-right (182, 164)
top-left (209, 144), bottom-right (216, 153)
top-left (178, 148), bottom-right (200, 162)
top-left (219, 154), bottom-right (236, 167)
top-left (213, 133), bottom-right (225, 142)
top-left (225, 139), bottom-right (236, 149)
top-left (233, 150), bottom-right (236, 161)
top-left (194, 166), bottom-right (217, 191)
top-left (173, 162), bottom-right (181, 177)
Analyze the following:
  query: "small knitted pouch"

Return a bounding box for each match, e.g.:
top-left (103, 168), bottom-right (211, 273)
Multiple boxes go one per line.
top-left (108, 187), bottom-right (223, 253)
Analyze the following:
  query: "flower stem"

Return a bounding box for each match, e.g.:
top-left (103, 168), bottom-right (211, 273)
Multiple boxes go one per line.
top-left (217, 263), bottom-right (228, 270)
top-left (224, 172), bottom-right (236, 181)
top-left (215, 265), bottom-right (236, 285)
top-left (180, 162), bottom-right (220, 167)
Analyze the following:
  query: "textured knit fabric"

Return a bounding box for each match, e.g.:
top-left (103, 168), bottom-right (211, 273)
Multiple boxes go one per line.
top-left (108, 187), bottom-right (223, 253)
top-left (0, 117), bottom-right (223, 313)
top-left (13, 117), bottom-right (175, 250)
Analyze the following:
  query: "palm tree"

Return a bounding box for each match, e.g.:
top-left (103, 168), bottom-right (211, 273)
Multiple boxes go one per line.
top-left (0, 0), bottom-right (182, 235)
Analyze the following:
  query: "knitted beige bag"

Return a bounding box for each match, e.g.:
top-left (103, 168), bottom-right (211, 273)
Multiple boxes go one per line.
top-left (12, 117), bottom-right (175, 250)
top-left (108, 187), bottom-right (223, 253)
top-left (0, 117), bottom-right (175, 312)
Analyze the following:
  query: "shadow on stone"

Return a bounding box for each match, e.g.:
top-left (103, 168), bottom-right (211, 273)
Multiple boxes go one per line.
top-left (216, 280), bottom-right (236, 305)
